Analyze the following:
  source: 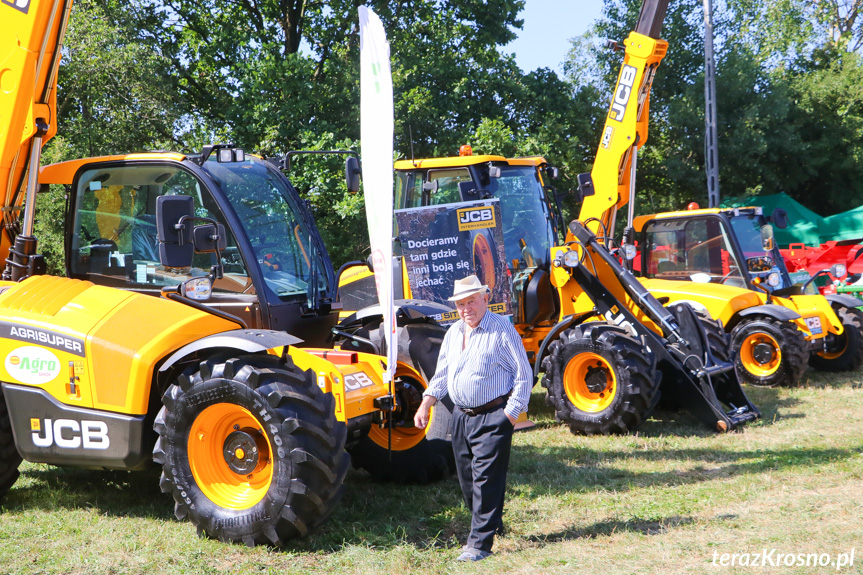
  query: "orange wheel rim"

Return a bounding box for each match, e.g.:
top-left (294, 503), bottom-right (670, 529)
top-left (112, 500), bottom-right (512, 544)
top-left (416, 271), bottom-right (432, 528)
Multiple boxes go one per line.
top-left (563, 352), bottom-right (616, 412)
top-left (740, 332), bottom-right (782, 376)
top-left (367, 363), bottom-right (427, 451)
top-left (188, 403), bottom-right (273, 509)
top-left (817, 334), bottom-right (848, 360)
top-left (472, 233), bottom-right (496, 290)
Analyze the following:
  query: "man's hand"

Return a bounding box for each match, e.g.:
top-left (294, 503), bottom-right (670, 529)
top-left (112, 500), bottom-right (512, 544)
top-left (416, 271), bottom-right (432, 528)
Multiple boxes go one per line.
top-left (506, 413), bottom-right (518, 426)
top-left (414, 396), bottom-right (437, 429)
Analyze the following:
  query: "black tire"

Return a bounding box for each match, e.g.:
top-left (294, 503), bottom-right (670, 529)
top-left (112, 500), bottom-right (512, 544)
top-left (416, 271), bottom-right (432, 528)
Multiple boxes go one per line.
top-left (809, 305), bottom-right (863, 371)
top-left (730, 316), bottom-right (809, 387)
top-left (348, 320), bottom-right (455, 483)
top-left (540, 323), bottom-right (661, 435)
top-left (0, 385), bottom-right (22, 500)
top-left (153, 353), bottom-right (349, 546)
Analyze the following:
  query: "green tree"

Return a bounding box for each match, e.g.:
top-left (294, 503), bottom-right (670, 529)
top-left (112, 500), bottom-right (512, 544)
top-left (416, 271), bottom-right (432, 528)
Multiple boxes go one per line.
top-left (50, 0), bottom-right (199, 159)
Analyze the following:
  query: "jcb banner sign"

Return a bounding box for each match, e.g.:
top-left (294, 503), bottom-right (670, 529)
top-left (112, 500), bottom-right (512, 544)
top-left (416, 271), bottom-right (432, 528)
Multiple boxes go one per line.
top-left (456, 205), bottom-right (496, 231)
top-left (395, 199), bottom-right (511, 325)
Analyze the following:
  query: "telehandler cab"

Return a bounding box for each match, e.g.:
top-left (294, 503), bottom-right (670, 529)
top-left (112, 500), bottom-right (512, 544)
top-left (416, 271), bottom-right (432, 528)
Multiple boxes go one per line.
top-left (0, 0), bottom-right (451, 547)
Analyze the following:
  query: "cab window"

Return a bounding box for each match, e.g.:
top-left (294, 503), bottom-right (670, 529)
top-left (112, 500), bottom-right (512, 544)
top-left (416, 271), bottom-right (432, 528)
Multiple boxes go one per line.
top-left (69, 165), bottom-right (253, 294)
top-left (643, 217), bottom-right (746, 287)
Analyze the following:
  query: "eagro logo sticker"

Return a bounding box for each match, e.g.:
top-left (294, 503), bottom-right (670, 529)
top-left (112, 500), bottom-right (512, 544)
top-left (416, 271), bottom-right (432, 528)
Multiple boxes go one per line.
top-left (457, 206), bottom-right (495, 231)
top-left (609, 64), bottom-right (637, 122)
top-left (5, 346), bottom-right (61, 385)
top-left (1, 0), bottom-right (30, 14)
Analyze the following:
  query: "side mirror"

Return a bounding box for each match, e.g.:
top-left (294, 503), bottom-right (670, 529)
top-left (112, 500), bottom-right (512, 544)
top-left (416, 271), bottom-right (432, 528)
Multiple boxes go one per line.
top-left (156, 195), bottom-right (195, 268)
top-left (421, 179), bottom-right (439, 204)
top-left (760, 224), bottom-right (775, 251)
top-left (576, 173), bottom-right (596, 199)
top-left (179, 276), bottom-right (213, 301)
top-left (345, 156), bottom-right (361, 194)
top-left (191, 223), bottom-right (227, 253)
top-left (772, 207), bottom-right (788, 229)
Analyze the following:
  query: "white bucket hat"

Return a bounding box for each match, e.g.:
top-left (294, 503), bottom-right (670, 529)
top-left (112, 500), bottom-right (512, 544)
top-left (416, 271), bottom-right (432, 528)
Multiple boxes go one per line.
top-left (448, 274), bottom-right (489, 302)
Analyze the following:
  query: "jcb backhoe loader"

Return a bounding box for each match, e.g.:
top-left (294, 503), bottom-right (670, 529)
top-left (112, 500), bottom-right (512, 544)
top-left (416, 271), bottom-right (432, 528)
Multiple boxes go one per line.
top-left (571, 1), bottom-right (848, 389)
top-left (0, 0), bottom-right (450, 546)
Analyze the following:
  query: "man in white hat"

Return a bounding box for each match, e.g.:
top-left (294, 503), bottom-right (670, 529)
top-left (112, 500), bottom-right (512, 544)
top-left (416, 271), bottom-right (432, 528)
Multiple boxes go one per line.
top-left (414, 274), bottom-right (532, 562)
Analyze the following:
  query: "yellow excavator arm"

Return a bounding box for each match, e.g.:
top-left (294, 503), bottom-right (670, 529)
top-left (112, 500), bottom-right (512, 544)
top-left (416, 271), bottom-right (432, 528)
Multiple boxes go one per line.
top-left (0, 0), bottom-right (71, 262)
top-left (577, 0), bottom-right (668, 238)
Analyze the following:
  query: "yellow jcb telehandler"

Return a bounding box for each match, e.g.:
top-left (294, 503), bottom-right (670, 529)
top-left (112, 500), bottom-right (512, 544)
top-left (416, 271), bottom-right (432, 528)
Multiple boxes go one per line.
top-left (0, 0), bottom-right (451, 547)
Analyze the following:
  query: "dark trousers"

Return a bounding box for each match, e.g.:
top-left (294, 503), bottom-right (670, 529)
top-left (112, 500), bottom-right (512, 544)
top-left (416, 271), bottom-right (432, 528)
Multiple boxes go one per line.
top-left (451, 403), bottom-right (514, 552)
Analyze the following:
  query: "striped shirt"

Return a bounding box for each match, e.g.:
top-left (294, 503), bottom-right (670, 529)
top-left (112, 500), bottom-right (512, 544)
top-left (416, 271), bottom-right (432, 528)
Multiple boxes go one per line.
top-left (424, 310), bottom-right (532, 419)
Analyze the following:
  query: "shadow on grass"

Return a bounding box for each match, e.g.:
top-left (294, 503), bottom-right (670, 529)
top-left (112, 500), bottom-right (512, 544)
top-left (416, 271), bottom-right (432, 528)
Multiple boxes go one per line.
top-left (507, 442), bottom-right (863, 499)
top-left (526, 514), bottom-right (699, 545)
top-left (527, 381), bottom-right (807, 437)
top-left (5, 463), bottom-right (172, 520)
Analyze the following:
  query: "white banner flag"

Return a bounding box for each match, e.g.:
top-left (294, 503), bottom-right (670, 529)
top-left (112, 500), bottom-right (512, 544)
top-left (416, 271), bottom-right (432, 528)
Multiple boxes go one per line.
top-left (358, 6), bottom-right (396, 383)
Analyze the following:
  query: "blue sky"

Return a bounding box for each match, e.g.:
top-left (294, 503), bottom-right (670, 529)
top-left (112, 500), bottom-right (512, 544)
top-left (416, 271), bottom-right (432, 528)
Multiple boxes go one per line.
top-left (505, 0), bottom-right (605, 73)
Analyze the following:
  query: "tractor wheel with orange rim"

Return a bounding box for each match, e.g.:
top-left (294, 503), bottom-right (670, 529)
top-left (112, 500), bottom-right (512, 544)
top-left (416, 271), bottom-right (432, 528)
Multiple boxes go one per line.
top-left (0, 385), bottom-right (21, 500)
top-left (730, 316), bottom-right (808, 387)
top-left (347, 361), bottom-right (454, 483)
top-left (153, 352), bottom-right (349, 546)
top-left (541, 323), bottom-right (660, 435)
top-left (338, 317), bottom-right (454, 482)
top-left (809, 305), bottom-right (863, 372)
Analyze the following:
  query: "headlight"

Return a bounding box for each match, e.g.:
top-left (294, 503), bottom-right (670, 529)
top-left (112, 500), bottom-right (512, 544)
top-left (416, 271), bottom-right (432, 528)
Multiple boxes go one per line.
top-left (831, 263), bottom-right (847, 278)
top-left (623, 244), bottom-right (636, 260)
top-left (767, 272), bottom-right (780, 287)
top-left (562, 250), bottom-right (581, 268)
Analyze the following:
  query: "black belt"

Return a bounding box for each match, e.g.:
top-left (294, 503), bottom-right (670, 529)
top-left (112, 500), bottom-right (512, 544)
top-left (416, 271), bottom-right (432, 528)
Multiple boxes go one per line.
top-left (459, 393), bottom-right (511, 417)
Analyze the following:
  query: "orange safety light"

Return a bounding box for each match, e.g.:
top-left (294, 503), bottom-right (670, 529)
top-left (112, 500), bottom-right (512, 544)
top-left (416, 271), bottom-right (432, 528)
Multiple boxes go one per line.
top-left (459, 144), bottom-right (472, 156)
top-left (687, 202), bottom-right (700, 210)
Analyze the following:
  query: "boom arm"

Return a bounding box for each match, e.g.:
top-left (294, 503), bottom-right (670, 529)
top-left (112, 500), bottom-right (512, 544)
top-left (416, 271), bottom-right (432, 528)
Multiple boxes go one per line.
top-left (0, 0), bottom-right (71, 262)
top-left (577, 0), bottom-right (669, 238)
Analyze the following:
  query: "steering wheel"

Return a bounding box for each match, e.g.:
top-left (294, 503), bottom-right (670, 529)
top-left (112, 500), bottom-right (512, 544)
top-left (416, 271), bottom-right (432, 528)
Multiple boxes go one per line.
top-left (720, 265), bottom-right (740, 284)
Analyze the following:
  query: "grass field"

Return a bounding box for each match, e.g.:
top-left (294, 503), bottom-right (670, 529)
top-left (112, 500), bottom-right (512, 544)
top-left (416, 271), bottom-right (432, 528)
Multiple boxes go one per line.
top-left (1, 370), bottom-right (862, 575)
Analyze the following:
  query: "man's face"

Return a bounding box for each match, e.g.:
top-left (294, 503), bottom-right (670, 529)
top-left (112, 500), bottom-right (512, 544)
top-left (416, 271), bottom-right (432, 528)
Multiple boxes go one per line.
top-left (455, 291), bottom-right (489, 329)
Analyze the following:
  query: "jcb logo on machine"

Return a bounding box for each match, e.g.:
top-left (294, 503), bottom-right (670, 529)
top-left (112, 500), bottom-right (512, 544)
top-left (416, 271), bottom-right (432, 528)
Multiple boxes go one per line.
top-left (601, 126), bottom-right (615, 149)
top-left (344, 372), bottom-right (376, 391)
top-left (609, 64), bottom-right (637, 122)
top-left (1, 0), bottom-right (30, 14)
top-left (30, 418), bottom-right (110, 450)
top-left (457, 206), bottom-right (495, 231)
